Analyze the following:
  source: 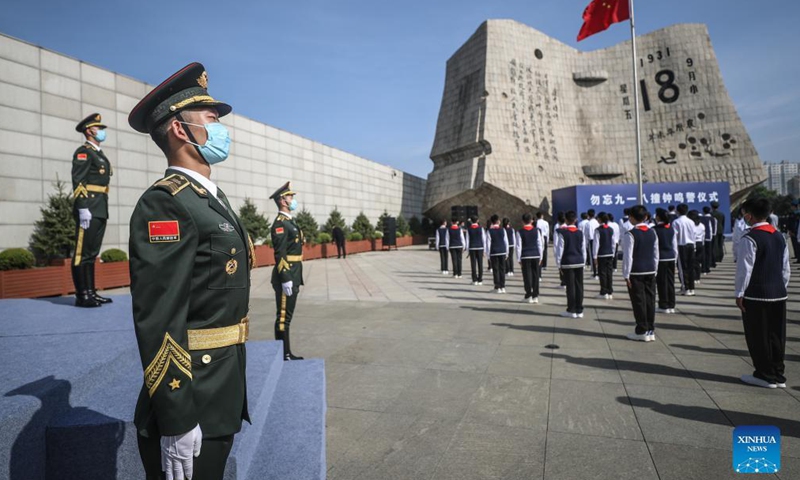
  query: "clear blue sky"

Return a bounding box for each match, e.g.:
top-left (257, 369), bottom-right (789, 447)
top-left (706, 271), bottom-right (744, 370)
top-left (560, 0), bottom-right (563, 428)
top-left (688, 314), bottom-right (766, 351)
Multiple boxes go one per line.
top-left (2, 0), bottom-right (797, 178)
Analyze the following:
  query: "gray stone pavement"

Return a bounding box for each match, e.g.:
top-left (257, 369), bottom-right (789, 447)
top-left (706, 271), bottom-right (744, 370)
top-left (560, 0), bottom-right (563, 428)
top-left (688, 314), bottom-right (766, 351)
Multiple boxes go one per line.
top-left (113, 244), bottom-right (800, 479)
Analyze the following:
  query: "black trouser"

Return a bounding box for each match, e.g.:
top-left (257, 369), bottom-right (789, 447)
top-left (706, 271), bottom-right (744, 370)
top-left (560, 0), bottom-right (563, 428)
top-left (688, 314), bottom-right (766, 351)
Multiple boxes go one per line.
top-left (678, 245), bottom-right (695, 290)
top-left (694, 244), bottom-right (704, 280)
top-left (138, 433), bottom-right (234, 480)
top-left (336, 241), bottom-right (346, 258)
top-left (469, 250), bottom-right (484, 282)
top-left (439, 247), bottom-right (449, 271)
top-left (541, 242), bottom-right (548, 268)
top-left (562, 267), bottom-right (583, 314)
top-left (520, 258), bottom-right (540, 298)
top-left (790, 233), bottom-right (800, 261)
top-left (506, 248), bottom-right (515, 274)
top-left (274, 284), bottom-right (299, 335)
top-left (628, 274), bottom-right (656, 334)
top-left (656, 261), bottom-right (676, 309)
top-left (612, 244), bottom-right (619, 270)
top-left (597, 256), bottom-right (614, 295)
top-left (490, 255), bottom-right (506, 288)
top-left (449, 248), bottom-right (463, 276)
top-left (714, 234), bottom-right (724, 263)
top-left (702, 240), bottom-right (712, 273)
top-left (72, 216), bottom-right (107, 266)
top-left (742, 299), bottom-right (786, 384)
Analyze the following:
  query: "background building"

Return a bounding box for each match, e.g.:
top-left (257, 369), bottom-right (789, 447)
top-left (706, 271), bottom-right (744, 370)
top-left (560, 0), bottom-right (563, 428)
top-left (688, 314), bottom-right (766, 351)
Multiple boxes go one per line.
top-left (765, 160), bottom-right (799, 196)
top-left (0, 33), bottom-right (426, 253)
top-left (788, 175), bottom-right (800, 198)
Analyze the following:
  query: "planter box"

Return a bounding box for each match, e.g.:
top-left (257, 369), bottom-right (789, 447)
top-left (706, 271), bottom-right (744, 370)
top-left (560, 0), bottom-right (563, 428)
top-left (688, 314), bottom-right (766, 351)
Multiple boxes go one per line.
top-left (347, 240), bottom-right (372, 254)
top-left (396, 236), bottom-right (413, 248)
top-left (372, 238), bottom-right (383, 251)
top-left (303, 244), bottom-right (324, 261)
top-left (95, 262), bottom-right (130, 291)
top-left (0, 265), bottom-right (71, 299)
top-left (412, 235), bottom-right (428, 245)
top-left (253, 245), bottom-right (276, 268)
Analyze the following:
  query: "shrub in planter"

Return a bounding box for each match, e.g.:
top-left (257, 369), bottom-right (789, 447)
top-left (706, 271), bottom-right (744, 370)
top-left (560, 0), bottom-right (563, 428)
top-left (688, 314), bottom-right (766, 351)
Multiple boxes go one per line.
top-left (351, 212), bottom-right (373, 240)
top-left (0, 248), bottom-right (35, 271)
top-left (348, 232), bottom-right (363, 242)
top-left (100, 248), bottom-right (128, 263)
top-left (317, 232), bottom-right (332, 244)
top-left (373, 231), bottom-right (384, 239)
top-left (29, 179), bottom-right (75, 265)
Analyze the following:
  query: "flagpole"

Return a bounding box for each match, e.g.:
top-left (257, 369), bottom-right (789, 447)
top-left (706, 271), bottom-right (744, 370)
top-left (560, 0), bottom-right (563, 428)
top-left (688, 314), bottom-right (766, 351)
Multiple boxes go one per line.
top-left (628, 0), bottom-right (644, 202)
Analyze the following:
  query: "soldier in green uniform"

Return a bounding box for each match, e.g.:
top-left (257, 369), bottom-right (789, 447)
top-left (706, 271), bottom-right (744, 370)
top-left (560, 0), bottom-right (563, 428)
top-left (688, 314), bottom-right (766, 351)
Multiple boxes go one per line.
top-left (127, 63), bottom-right (255, 480)
top-left (270, 182), bottom-right (305, 361)
top-left (71, 113), bottom-right (113, 307)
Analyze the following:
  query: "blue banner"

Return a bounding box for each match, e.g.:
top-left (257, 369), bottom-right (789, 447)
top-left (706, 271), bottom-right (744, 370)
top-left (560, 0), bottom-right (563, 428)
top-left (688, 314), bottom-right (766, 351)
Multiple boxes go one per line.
top-left (552, 181), bottom-right (731, 233)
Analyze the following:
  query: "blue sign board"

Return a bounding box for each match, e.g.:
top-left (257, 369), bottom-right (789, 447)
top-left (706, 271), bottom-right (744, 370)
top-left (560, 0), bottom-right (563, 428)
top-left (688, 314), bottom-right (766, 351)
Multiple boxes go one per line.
top-left (551, 181), bottom-right (731, 233)
top-left (733, 425), bottom-right (781, 474)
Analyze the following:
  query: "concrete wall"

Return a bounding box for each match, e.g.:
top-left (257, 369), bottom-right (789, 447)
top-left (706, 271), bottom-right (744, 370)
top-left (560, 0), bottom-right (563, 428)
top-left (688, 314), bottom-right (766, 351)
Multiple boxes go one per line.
top-left (0, 33), bottom-right (426, 252)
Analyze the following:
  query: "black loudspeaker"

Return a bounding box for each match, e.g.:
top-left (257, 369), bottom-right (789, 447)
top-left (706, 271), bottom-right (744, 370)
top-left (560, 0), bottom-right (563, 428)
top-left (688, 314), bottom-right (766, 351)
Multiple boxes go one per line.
top-left (451, 206), bottom-right (466, 223)
top-left (465, 205), bottom-right (478, 220)
top-left (383, 217), bottom-right (397, 246)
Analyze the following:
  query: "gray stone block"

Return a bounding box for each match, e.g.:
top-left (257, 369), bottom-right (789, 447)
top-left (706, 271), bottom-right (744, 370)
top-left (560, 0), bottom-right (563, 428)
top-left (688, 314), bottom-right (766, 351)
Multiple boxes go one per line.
top-left (80, 62), bottom-right (115, 90)
top-left (40, 50), bottom-right (80, 79)
top-left (0, 57), bottom-right (40, 90)
top-left (0, 105), bottom-right (40, 134)
top-left (81, 83), bottom-right (116, 109)
top-left (42, 93), bottom-right (82, 120)
top-left (0, 81), bottom-right (41, 111)
top-left (42, 71), bottom-right (81, 100)
top-left (0, 34), bottom-right (39, 67)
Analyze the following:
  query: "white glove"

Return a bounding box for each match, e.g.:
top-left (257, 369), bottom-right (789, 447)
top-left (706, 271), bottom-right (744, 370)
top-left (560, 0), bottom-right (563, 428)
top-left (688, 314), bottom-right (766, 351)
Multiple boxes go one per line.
top-left (161, 424), bottom-right (202, 480)
top-left (282, 281), bottom-right (293, 296)
top-left (78, 208), bottom-right (92, 230)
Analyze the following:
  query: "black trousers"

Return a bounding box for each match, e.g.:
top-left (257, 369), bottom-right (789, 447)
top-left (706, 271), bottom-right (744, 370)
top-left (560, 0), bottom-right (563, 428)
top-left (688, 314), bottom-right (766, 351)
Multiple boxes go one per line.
top-left (656, 261), bottom-right (676, 309)
top-left (73, 216), bottom-right (107, 266)
top-left (439, 247), bottom-right (449, 271)
top-left (694, 244), bottom-right (704, 280)
top-left (520, 258), bottom-right (540, 298)
top-left (612, 244), bottom-right (619, 270)
top-left (597, 257), bottom-right (614, 295)
top-left (562, 267), bottom-right (584, 314)
top-left (714, 234), bottom-right (724, 263)
top-left (586, 241), bottom-right (596, 277)
top-left (469, 250), bottom-right (484, 282)
top-left (336, 241), bottom-right (346, 258)
top-left (702, 240), bottom-right (712, 273)
top-left (541, 242), bottom-right (548, 269)
top-left (790, 233), bottom-right (800, 261)
top-left (506, 248), bottom-right (515, 274)
top-left (449, 249), bottom-right (463, 276)
top-left (138, 433), bottom-right (234, 480)
top-left (628, 274), bottom-right (656, 334)
top-left (274, 284), bottom-right (299, 335)
top-left (490, 255), bottom-right (506, 288)
top-left (678, 245), bottom-right (695, 290)
top-left (742, 299), bottom-right (786, 384)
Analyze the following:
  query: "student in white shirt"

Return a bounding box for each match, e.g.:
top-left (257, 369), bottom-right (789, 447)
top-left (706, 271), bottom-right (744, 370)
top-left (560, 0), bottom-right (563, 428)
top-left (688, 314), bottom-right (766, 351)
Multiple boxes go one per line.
top-left (672, 203), bottom-right (697, 295)
top-left (535, 211), bottom-right (550, 269)
top-left (688, 210), bottom-right (705, 287)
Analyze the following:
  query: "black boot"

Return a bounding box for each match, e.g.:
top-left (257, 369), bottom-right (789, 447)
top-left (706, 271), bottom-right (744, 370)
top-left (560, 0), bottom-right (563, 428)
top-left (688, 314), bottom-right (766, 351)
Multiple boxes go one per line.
top-left (73, 265), bottom-right (101, 308)
top-left (86, 263), bottom-right (112, 304)
top-left (282, 327), bottom-right (304, 361)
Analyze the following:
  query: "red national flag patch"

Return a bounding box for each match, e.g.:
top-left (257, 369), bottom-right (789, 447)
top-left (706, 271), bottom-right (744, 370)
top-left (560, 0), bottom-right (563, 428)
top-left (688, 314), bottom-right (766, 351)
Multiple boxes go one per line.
top-left (148, 220), bottom-right (180, 243)
top-left (77, 153), bottom-right (88, 161)
top-left (275, 227), bottom-right (284, 234)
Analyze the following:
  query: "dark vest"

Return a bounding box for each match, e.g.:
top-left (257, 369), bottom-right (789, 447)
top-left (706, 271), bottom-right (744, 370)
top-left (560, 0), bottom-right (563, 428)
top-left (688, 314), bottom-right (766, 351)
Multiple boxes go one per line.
top-left (654, 223), bottom-right (676, 261)
top-left (558, 227), bottom-right (584, 267)
top-left (505, 227), bottom-right (515, 248)
top-left (448, 225), bottom-right (464, 248)
top-left (467, 225), bottom-right (484, 250)
top-left (487, 226), bottom-right (506, 255)
top-left (629, 227), bottom-right (657, 274)
top-left (699, 216), bottom-right (713, 241)
top-left (744, 226), bottom-right (788, 300)
top-left (517, 226), bottom-right (541, 259)
top-left (595, 225), bottom-right (614, 257)
top-left (437, 226), bottom-right (448, 248)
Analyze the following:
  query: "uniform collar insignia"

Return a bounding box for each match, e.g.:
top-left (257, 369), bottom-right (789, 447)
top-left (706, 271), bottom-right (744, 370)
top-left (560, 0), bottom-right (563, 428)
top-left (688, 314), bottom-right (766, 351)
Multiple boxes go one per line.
top-left (219, 222), bottom-right (235, 233)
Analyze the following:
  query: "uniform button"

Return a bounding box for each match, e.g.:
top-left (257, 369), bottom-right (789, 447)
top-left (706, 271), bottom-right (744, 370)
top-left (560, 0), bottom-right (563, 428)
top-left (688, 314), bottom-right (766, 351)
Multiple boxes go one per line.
top-left (231, 248), bottom-right (236, 255)
top-left (202, 354), bottom-right (211, 364)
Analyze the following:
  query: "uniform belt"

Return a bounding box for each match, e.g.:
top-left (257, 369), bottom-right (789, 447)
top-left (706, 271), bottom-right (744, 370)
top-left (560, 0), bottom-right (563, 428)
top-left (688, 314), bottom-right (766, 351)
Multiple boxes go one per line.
top-left (187, 316), bottom-right (249, 350)
top-left (286, 255), bottom-right (303, 262)
top-left (86, 184), bottom-right (109, 194)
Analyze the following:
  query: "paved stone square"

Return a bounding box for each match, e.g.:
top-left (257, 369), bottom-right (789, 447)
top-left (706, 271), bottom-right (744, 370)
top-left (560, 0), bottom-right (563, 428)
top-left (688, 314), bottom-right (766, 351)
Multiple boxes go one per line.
top-left (248, 245), bottom-right (798, 479)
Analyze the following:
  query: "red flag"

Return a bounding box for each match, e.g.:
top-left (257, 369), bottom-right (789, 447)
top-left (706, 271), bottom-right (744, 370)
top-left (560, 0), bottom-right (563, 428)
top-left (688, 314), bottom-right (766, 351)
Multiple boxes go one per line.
top-left (577, 0), bottom-right (630, 41)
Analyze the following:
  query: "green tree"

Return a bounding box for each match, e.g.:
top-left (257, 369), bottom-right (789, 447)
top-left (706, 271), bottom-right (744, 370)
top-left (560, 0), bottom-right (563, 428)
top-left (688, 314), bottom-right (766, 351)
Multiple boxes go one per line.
top-left (295, 208), bottom-right (319, 244)
top-left (351, 211), bottom-right (374, 239)
top-left (408, 215), bottom-right (422, 236)
top-left (29, 179), bottom-right (75, 265)
top-left (238, 197), bottom-right (270, 243)
top-left (375, 210), bottom-right (390, 233)
top-left (322, 207), bottom-right (348, 233)
top-left (745, 186), bottom-right (794, 216)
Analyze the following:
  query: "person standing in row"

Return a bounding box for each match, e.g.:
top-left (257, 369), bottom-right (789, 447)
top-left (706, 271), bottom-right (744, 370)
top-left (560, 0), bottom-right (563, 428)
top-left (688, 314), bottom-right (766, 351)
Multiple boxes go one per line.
top-left (585, 209), bottom-right (599, 279)
top-left (536, 211), bottom-right (549, 270)
top-left (555, 212), bottom-right (567, 288)
top-left (555, 211), bottom-right (586, 318)
top-left (732, 208), bottom-right (748, 263)
top-left (701, 206), bottom-right (716, 274)
top-left (465, 217), bottom-right (485, 285)
top-left (689, 210), bottom-right (705, 284)
top-left (622, 205), bottom-right (659, 342)
top-left (608, 213), bottom-right (620, 272)
top-left (735, 198), bottom-right (791, 389)
top-left (332, 224), bottom-right (346, 259)
top-left (448, 218), bottom-right (466, 279)
top-left (673, 203), bottom-right (696, 296)
top-left (667, 205), bottom-right (678, 223)
top-left (619, 208), bottom-right (632, 233)
top-left (485, 215), bottom-right (508, 293)
top-left (593, 213), bottom-right (615, 300)
top-left (71, 113), bottom-right (113, 308)
top-left (653, 209), bottom-right (678, 314)
top-left (516, 213), bottom-right (543, 304)
top-left (710, 201), bottom-right (725, 264)
top-left (435, 219), bottom-right (449, 274)
top-left (503, 218), bottom-right (515, 277)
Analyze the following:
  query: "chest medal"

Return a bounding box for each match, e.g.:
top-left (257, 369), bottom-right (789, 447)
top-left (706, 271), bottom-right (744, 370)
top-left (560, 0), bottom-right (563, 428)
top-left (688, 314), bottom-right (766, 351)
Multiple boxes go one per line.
top-left (226, 259), bottom-right (238, 275)
top-left (99, 167), bottom-right (106, 175)
top-left (219, 223), bottom-right (235, 233)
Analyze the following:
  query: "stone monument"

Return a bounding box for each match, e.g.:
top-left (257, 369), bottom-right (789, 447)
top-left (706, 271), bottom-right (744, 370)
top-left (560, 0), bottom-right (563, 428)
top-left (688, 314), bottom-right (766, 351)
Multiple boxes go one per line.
top-left (424, 20), bottom-right (765, 221)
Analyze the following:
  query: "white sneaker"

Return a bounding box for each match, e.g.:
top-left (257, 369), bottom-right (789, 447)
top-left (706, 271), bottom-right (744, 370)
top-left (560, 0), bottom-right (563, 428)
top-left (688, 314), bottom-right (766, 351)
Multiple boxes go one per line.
top-left (532, 297), bottom-right (539, 304)
top-left (577, 312), bottom-right (584, 318)
top-left (560, 311), bottom-right (574, 318)
top-left (558, 285), bottom-right (566, 289)
top-left (656, 308), bottom-right (669, 313)
top-left (477, 282), bottom-right (483, 286)
top-left (646, 331), bottom-right (655, 342)
top-left (493, 288), bottom-right (502, 293)
top-left (501, 288), bottom-right (506, 293)
top-left (595, 293), bottom-right (607, 299)
top-left (777, 382), bottom-right (787, 388)
top-left (687, 290), bottom-right (696, 296)
top-left (525, 297), bottom-right (533, 303)
top-left (507, 272), bottom-right (514, 277)
top-left (695, 280), bottom-right (701, 284)
top-left (668, 308), bottom-right (676, 314)
top-left (456, 275), bottom-right (462, 279)
top-left (606, 294), bottom-right (613, 300)
top-left (740, 375), bottom-right (777, 389)
top-left (613, 269), bottom-right (618, 273)
top-left (626, 332), bottom-right (649, 342)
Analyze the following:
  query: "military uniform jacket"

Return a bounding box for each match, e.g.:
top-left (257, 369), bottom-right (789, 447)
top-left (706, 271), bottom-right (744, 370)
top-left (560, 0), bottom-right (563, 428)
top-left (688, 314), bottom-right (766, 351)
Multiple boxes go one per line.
top-left (72, 142), bottom-right (112, 218)
top-left (271, 213), bottom-right (305, 287)
top-left (129, 169), bottom-right (255, 438)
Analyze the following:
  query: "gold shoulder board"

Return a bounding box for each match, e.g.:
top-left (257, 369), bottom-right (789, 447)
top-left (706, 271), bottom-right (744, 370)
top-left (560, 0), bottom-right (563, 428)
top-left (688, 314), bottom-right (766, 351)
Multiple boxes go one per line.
top-left (153, 174), bottom-right (190, 196)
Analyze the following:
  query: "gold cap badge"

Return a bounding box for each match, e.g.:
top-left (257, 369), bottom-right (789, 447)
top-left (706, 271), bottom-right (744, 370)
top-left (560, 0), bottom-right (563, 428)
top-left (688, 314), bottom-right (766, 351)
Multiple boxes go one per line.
top-left (197, 71), bottom-right (208, 89)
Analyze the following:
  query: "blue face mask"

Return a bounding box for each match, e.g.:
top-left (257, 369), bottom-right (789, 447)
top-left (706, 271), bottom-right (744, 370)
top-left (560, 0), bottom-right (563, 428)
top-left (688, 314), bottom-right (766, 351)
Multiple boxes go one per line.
top-left (94, 129), bottom-right (106, 143)
top-left (181, 121), bottom-right (230, 165)
top-left (289, 198), bottom-right (298, 211)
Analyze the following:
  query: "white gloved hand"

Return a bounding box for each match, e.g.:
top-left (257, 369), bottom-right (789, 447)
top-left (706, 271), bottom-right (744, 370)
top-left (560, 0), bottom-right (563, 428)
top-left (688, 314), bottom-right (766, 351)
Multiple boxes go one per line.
top-left (282, 280), bottom-right (293, 296)
top-left (161, 424), bottom-right (202, 480)
top-left (78, 208), bottom-right (92, 230)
